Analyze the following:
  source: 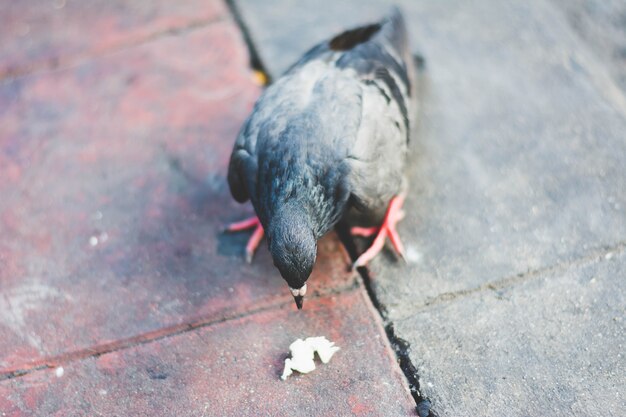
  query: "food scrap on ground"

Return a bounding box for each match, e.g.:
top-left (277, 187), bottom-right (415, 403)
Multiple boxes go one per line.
top-left (281, 336), bottom-right (340, 380)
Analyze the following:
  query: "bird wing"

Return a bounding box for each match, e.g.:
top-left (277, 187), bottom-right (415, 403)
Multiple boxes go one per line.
top-left (332, 8), bottom-right (415, 214)
top-left (228, 8), bottom-right (414, 218)
top-left (227, 116), bottom-right (258, 203)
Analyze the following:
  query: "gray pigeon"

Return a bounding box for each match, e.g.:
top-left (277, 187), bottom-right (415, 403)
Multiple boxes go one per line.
top-left (226, 8), bottom-right (416, 309)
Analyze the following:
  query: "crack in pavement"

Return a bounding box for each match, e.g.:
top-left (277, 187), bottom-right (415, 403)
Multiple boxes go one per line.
top-left (394, 240), bottom-right (626, 319)
top-left (335, 222), bottom-right (437, 417)
top-left (225, 0), bottom-right (271, 83)
top-left (0, 277), bottom-right (359, 381)
top-left (340, 235), bottom-right (626, 417)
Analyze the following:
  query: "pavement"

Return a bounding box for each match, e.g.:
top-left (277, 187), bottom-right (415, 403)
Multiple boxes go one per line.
top-left (0, 1), bottom-right (624, 416)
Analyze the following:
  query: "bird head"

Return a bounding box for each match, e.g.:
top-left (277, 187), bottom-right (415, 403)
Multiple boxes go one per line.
top-left (267, 208), bottom-right (317, 310)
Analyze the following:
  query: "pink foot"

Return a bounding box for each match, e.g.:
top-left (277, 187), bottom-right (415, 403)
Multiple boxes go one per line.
top-left (351, 194), bottom-right (406, 269)
top-left (224, 216), bottom-right (264, 263)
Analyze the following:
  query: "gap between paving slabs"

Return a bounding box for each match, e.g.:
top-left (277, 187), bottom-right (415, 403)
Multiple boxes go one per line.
top-left (226, 1), bottom-right (436, 415)
top-left (0, 286), bottom-right (418, 417)
top-left (336, 225), bottom-right (436, 417)
top-left (0, 278), bottom-right (358, 382)
top-left (403, 240), bottom-right (626, 315)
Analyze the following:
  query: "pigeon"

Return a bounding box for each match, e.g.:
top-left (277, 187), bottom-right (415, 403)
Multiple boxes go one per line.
top-left (226, 7), bottom-right (417, 310)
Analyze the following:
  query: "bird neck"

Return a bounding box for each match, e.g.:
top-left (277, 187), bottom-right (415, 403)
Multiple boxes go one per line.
top-left (268, 199), bottom-right (310, 232)
top-left (306, 183), bottom-right (349, 238)
top-left (259, 165), bottom-right (349, 239)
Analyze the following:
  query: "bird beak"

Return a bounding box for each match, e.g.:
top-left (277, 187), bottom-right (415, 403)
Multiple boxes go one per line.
top-left (289, 284), bottom-right (307, 310)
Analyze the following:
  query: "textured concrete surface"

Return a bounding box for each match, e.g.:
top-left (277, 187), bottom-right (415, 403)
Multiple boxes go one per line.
top-left (236, 0), bottom-right (626, 415)
top-left (0, 289), bottom-right (415, 417)
top-left (0, 1), bottom-right (417, 414)
top-left (550, 0), bottom-right (626, 95)
top-left (397, 250), bottom-right (625, 417)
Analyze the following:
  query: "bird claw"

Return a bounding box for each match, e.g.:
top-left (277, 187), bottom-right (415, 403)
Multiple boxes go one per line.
top-left (224, 216), bottom-right (264, 262)
top-left (351, 193), bottom-right (406, 269)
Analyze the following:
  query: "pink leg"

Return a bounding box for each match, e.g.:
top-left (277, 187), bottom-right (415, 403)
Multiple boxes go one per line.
top-left (353, 227), bottom-right (388, 268)
top-left (225, 217), bottom-right (260, 232)
top-left (350, 226), bottom-right (379, 237)
top-left (352, 193), bottom-right (407, 269)
top-left (224, 216), bottom-right (264, 263)
top-left (245, 222), bottom-right (264, 263)
top-left (387, 225), bottom-right (406, 260)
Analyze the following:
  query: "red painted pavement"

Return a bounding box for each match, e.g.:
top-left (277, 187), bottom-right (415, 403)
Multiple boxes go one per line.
top-left (0, 12), bottom-right (353, 372)
top-left (0, 0), bottom-right (416, 415)
top-left (0, 289), bottom-right (415, 417)
top-left (0, 0), bottom-right (227, 78)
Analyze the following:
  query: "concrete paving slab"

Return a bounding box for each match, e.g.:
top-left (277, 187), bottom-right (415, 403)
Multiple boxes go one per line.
top-left (550, 0), bottom-right (626, 94)
top-left (0, 288), bottom-right (416, 417)
top-left (0, 0), bottom-right (227, 78)
top-left (235, 0), bottom-right (626, 317)
top-left (395, 249), bottom-right (626, 417)
top-left (0, 17), bottom-right (353, 373)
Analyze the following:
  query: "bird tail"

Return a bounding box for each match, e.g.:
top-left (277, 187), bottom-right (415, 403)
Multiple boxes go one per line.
top-left (377, 6), bottom-right (409, 59)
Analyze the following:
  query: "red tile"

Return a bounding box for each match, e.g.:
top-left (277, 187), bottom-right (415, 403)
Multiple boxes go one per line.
top-left (0, 288), bottom-right (415, 417)
top-left (0, 0), bottom-right (227, 77)
top-left (0, 19), bottom-right (353, 372)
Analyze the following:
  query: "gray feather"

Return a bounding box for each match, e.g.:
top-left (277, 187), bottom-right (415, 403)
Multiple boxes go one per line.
top-left (227, 7), bottom-right (416, 233)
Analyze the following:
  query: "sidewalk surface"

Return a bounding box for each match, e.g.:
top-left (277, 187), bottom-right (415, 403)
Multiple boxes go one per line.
top-left (0, 1), bottom-right (414, 416)
top-left (1, 0), bottom-right (625, 416)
